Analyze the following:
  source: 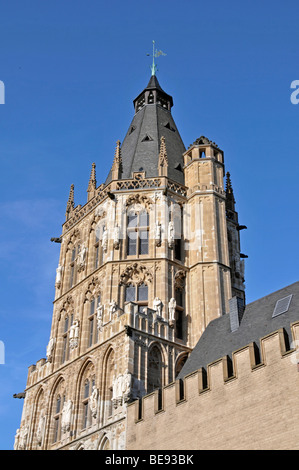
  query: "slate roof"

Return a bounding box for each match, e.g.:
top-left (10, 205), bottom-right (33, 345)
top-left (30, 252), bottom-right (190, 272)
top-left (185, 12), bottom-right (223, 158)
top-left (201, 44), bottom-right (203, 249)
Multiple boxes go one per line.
top-left (105, 75), bottom-right (186, 185)
top-left (178, 280), bottom-right (299, 380)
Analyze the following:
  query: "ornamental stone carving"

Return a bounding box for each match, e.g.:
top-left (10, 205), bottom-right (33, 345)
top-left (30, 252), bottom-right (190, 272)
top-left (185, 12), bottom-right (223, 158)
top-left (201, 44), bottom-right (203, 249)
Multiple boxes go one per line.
top-left (125, 193), bottom-right (153, 210)
top-left (119, 263), bottom-right (153, 286)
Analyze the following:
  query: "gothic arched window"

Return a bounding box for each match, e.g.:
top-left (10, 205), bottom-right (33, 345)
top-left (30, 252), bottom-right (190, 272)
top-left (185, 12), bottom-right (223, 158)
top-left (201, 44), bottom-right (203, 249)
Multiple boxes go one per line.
top-left (127, 210), bottom-right (149, 257)
top-left (147, 345), bottom-right (163, 393)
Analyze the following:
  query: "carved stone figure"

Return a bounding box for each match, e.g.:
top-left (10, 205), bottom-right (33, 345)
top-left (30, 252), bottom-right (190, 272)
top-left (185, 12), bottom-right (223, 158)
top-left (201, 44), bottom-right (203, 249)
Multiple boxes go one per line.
top-left (36, 414), bottom-right (46, 446)
top-left (153, 297), bottom-right (163, 316)
top-left (69, 320), bottom-right (80, 350)
top-left (102, 226), bottom-right (108, 251)
top-left (168, 297), bottom-right (176, 322)
top-left (18, 425), bottom-right (28, 450)
top-left (14, 429), bottom-right (20, 450)
top-left (61, 399), bottom-right (73, 433)
top-left (77, 244), bottom-right (87, 271)
top-left (168, 221), bottom-right (174, 248)
top-left (155, 221), bottom-right (162, 247)
top-left (55, 264), bottom-right (63, 288)
top-left (109, 300), bottom-right (117, 321)
top-left (46, 337), bottom-right (55, 362)
top-left (89, 385), bottom-right (99, 419)
top-left (122, 369), bottom-right (132, 403)
top-left (96, 303), bottom-right (104, 331)
top-left (113, 224), bottom-right (120, 249)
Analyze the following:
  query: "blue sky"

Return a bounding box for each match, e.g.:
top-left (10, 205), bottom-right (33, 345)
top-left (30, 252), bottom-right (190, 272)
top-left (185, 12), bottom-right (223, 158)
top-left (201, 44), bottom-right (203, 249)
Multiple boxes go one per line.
top-left (0, 0), bottom-right (299, 450)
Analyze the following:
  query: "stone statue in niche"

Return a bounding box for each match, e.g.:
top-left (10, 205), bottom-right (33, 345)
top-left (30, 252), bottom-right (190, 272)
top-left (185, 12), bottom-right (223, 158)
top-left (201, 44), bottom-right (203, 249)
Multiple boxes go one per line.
top-left (89, 385), bottom-right (99, 419)
top-left (46, 337), bottom-right (55, 362)
top-left (155, 221), bottom-right (162, 247)
top-left (112, 370), bottom-right (132, 407)
top-left (168, 221), bottom-right (174, 248)
top-left (153, 297), bottom-right (163, 316)
top-left (102, 226), bottom-right (108, 252)
top-left (18, 424), bottom-right (28, 450)
top-left (61, 399), bottom-right (73, 433)
top-left (113, 224), bottom-right (120, 249)
top-left (55, 264), bottom-right (63, 288)
top-left (69, 320), bottom-right (80, 350)
top-left (77, 244), bottom-right (87, 272)
top-left (109, 300), bottom-right (117, 321)
top-left (36, 414), bottom-right (46, 446)
top-left (96, 303), bottom-right (104, 331)
top-left (121, 369), bottom-right (132, 403)
top-left (168, 297), bottom-right (176, 324)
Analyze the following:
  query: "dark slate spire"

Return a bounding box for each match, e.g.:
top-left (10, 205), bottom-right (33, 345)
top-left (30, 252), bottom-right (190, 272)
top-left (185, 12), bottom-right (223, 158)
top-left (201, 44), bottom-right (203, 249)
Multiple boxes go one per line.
top-left (106, 75), bottom-right (185, 185)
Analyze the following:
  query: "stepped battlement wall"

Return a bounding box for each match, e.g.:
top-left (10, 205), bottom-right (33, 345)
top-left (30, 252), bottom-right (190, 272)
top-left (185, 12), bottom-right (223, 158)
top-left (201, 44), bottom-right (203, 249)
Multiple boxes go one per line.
top-left (126, 321), bottom-right (299, 450)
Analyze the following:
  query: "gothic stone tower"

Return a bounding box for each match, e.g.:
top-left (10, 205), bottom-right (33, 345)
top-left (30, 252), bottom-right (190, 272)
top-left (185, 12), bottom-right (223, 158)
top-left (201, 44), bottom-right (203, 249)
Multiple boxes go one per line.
top-left (14, 73), bottom-right (245, 451)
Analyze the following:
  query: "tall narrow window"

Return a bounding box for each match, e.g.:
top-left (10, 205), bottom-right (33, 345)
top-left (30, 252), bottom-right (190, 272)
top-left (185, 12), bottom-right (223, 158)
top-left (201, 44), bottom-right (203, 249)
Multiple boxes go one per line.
top-left (175, 290), bottom-right (184, 340)
top-left (53, 394), bottom-right (64, 443)
top-left (88, 295), bottom-right (101, 347)
top-left (127, 212), bottom-right (137, 256)
top-left (94, 227), bottom-right (103, 269)
top-left (82, 379), bottom-right (89, 429)
top-left (70, 245), bottom-right (79, 288)
top-left (127, 210), bottom-right (149, 257)
top-left (81, 376), bottom-right (95, 430)
top-left (62, 314), bottom-right (73, 363)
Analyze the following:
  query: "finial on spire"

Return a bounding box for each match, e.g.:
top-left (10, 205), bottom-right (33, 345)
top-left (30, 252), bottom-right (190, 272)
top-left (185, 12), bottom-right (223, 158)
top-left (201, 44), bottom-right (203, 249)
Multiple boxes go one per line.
top-left (87, 162), bottom-right (97, 201)
top-left (66, 183), bottom-right (75, 220)
top-left (111, 140), bottom-right (122, 180)
top-left (147, 40), bottom-right (166, 76)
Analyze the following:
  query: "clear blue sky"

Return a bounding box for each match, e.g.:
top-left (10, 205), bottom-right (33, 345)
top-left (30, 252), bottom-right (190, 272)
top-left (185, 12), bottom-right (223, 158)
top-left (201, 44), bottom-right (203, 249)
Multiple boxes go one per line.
top-left (0, 0), bottom-right (299, 450)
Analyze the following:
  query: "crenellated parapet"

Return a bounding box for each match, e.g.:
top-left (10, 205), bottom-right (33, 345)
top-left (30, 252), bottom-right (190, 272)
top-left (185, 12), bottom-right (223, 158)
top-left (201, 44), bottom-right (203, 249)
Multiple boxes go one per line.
top-left (126, 321), bottom-right (299, 450)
